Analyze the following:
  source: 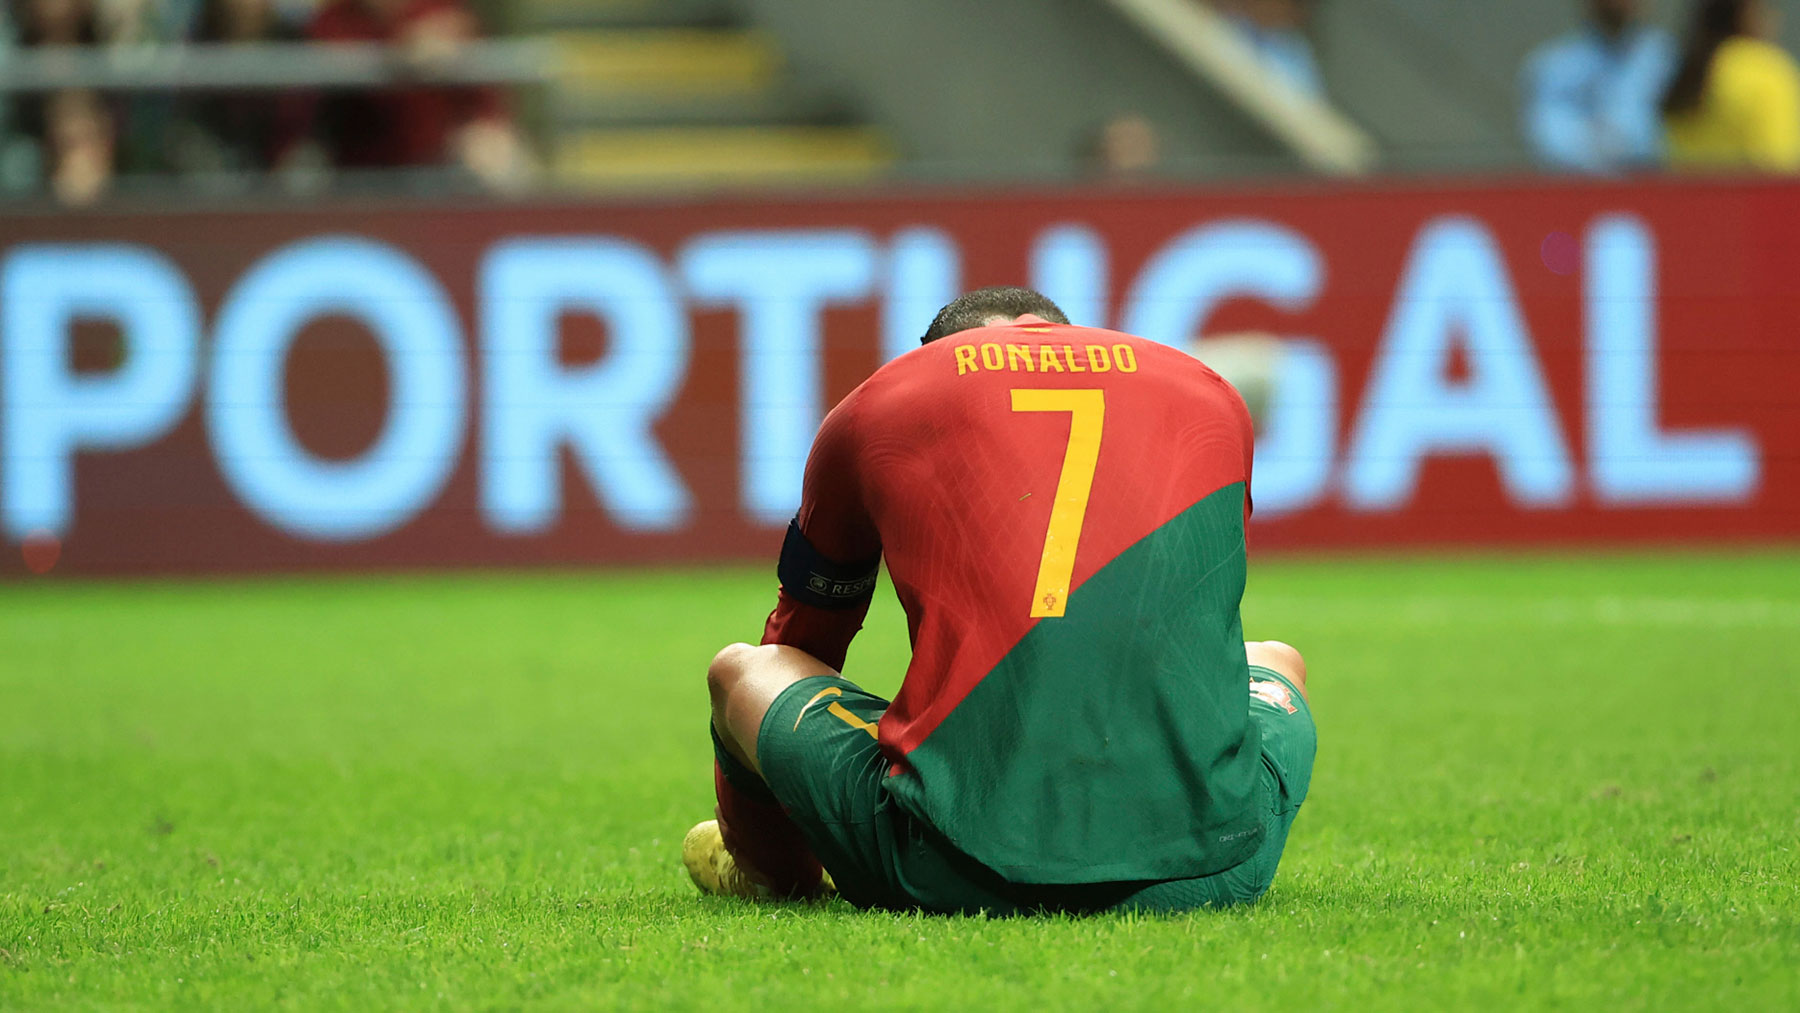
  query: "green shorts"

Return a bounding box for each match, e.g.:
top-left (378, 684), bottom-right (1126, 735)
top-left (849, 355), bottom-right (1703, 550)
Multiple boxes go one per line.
top-left (750, 666), bottom-right (1317, 915)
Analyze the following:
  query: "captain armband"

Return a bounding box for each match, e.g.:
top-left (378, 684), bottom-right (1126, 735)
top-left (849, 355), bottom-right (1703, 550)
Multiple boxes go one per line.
top-left (778, 520), bottom-right (879, 611)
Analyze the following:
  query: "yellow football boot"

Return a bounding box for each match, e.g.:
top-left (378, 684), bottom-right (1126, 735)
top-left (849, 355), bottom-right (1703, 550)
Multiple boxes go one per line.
top-left (682, 819), bottom-right (774, 899)
top-left (680, 819), bottom-right (838, 900)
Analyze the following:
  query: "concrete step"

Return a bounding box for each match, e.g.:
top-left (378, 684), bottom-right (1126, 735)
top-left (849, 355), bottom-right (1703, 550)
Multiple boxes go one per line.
top-left (554, 124), bottom-right (894, 190)
top-left (553, 29), bottom-right (780, 99)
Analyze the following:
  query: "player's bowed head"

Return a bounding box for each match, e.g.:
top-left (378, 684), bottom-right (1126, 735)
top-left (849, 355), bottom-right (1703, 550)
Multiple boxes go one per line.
top-left (920, 287), bottom-right (1072, 345)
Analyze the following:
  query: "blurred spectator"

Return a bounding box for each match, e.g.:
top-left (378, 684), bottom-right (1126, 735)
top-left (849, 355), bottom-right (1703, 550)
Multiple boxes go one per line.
top-left (0, 4), bottom-right (21, 190)
top-left (166, 0), bottom-right (312, 186)
top-left (10, 0), bottom-right (97, 44)
top-left (3, 0), bottom-right (117, 203)
top-left (41, 86), bottom-right (112, 202)
top-left (109, 0), bottom-right (209, 187)
top-left (99, 0), bottom-right (195, 46)
top-left (1662, 0), bottom-right (1800, 172)
top-left (1213, 0), bottom-right (1325, 100)
top-left (302, 0), bottom-right (532, 192)
top-left (1079, 112), bottom-right (1162, 183)
top-left (1521, 0), bottom-right (1674, 173)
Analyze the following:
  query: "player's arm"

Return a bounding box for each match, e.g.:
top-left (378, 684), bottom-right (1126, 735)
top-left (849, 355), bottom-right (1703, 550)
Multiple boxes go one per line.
top-left (760, 391), bottom-right (881, 672)
top-left (1197, 363), bottom-right (1258, 523)
top-left (1236, 375), bottom-right (1256, 524)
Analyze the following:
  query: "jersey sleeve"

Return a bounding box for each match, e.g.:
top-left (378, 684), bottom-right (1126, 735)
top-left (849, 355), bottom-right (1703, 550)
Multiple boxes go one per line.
top-left (760, 389), bottom-right (882, 672)
top-left (1237, 378), bottom-right (1256, 523)
top-left (1201, 365), bottom-right (1258, 524)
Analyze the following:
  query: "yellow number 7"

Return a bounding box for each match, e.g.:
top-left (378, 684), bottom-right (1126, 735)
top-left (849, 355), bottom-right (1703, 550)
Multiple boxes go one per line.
top-left (1011, 388), bottom-right (1105, 618)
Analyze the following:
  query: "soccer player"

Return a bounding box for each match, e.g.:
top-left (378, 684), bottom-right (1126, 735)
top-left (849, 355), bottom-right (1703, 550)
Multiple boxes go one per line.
top-left (682, 288), bottom-right (1316, 914)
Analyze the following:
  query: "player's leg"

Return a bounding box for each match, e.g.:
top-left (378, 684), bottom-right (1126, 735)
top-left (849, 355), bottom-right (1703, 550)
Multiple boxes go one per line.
top-left (1232, 638), bottom-right (1315, 903)
top-left (1247, 639), bottom-right (1308, 701)
top-left (1113, 639), bottom-right (1317, 912)
top-left (1124, 641), bottom-right (1315, 912)
top-left (707, 642), bottom-right (837, 776)
top-left (685, 643), bottom-right (838, 899)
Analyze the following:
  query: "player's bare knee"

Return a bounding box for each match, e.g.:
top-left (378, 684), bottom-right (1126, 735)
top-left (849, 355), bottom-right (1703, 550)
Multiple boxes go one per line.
top-left (1248, 640), bottom-right (1306, 687)
top-left (706, 642), bottom-right (758, 709)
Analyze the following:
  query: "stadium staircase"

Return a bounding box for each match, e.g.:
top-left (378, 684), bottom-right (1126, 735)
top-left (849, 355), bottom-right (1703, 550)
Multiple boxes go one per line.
top-left (512, 0), bottom-right (894, 191)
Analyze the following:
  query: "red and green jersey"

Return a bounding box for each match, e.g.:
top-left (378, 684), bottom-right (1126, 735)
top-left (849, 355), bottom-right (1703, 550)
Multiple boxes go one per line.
top-left (763, 320), bottom-right (1263, 884)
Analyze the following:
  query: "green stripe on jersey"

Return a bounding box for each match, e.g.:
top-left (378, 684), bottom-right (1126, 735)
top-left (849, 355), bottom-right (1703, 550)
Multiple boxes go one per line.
top-left (884, 482), bottom-right (1265, 885)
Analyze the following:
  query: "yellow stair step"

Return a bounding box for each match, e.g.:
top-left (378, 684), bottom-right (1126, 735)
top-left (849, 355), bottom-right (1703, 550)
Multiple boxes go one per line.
top-left (515, 0), bottom-right (729, 30)
top-left (553, 29), bottom-right (780, 97)
top-left (554, 125), bottom-right (895, 189)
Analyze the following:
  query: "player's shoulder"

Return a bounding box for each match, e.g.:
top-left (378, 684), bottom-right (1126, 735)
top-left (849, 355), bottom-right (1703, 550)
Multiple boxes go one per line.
top-left (819, 340), bottom-right (950, 433)
top-left (842, 337), bottom-right (958, 407)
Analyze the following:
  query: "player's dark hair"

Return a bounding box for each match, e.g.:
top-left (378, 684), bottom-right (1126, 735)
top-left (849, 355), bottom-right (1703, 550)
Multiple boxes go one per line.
top-left (920, 287), bottom-right (1071, 345)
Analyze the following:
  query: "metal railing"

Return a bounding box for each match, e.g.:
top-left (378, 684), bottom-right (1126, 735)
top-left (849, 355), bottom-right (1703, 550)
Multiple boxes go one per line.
top-left (1099, 0), bottom-right (1378, 177)
top-left (0, 39), bottom-right (559, 93)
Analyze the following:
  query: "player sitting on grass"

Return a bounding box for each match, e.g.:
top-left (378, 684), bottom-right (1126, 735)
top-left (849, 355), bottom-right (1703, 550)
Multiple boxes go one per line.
top-left (683, 287), bottom-right (1316, 914)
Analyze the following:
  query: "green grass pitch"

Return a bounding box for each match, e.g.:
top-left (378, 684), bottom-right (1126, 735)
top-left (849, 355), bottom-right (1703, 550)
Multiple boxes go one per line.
top-left (3, 550), bottom-right (1798, 1009)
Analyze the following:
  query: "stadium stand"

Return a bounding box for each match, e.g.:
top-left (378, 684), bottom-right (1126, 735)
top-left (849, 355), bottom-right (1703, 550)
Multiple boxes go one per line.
top-left (1519, 0), bottom-right (1675, 173)
top-left (520, 0), bottom-right (893, 190)
top-left (1320, 0), bottom-right (1800, 173)
top-left (4, 0), bottom-right (1800, 203)
top-left (1662, 0), bottom-right (1800, 171)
